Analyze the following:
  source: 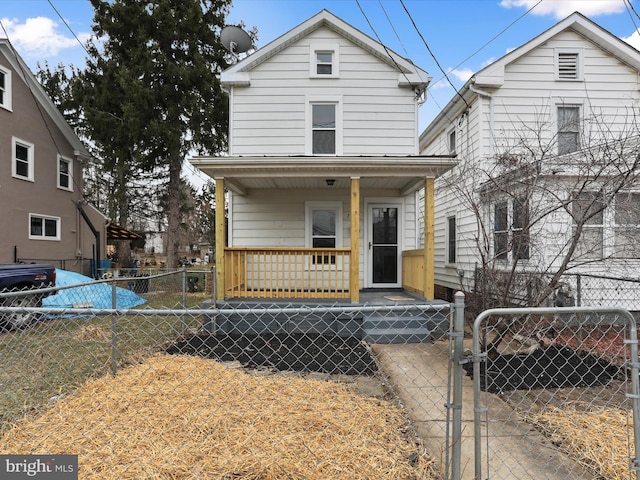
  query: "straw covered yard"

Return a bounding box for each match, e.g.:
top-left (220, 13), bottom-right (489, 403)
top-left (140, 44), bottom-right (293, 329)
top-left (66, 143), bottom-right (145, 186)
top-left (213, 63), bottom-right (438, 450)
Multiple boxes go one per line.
top-left (527, 401), bottom-right (634, 480)
top-left (1, 354), bottom-right (436, 479)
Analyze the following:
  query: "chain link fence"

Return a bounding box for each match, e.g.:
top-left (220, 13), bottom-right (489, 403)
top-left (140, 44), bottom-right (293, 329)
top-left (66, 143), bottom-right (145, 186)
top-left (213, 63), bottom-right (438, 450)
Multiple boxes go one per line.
top-left (2, 271), bottom-right (640, 479)
top-left (0, 271), bottom-right (450, 479)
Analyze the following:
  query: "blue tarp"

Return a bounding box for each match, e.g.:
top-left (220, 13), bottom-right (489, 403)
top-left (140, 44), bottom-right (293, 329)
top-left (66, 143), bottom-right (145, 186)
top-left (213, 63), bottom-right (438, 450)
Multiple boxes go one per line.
top-left (43, 269), bottom-right (147, 310)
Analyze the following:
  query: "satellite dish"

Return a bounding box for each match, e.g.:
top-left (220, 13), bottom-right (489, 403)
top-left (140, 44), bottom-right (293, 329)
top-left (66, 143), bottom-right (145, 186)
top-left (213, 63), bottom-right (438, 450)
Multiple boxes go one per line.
top-left (221, 25), bottom-right (252, 55)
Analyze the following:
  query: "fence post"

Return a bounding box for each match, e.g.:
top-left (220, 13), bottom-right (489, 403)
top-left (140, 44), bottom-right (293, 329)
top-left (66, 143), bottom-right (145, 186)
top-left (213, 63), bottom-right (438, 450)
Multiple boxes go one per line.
top-left (450, 291), bottom-right (465, 480)
top-left (111, 282), bottom-right (117, 376)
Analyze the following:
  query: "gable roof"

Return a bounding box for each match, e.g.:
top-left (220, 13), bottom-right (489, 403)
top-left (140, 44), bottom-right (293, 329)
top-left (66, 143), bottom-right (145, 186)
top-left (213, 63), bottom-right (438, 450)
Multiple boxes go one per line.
top-left (0, 39), bottom-right (91, 161)
top-left (221, 9), bottom-right (431, 89)
top-left (420, 11), bottom-right (640, 146)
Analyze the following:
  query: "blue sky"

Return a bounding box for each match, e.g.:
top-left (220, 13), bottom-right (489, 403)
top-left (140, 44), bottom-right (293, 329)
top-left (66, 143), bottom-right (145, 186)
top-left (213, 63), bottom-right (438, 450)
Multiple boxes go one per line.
top-left (1, 0), bottom-right (639, 183)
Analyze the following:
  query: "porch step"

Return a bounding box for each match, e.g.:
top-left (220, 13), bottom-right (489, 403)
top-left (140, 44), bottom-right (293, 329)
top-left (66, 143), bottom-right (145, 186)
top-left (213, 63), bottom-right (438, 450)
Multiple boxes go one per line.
top-left (362, 308), bottom-right (449, 344)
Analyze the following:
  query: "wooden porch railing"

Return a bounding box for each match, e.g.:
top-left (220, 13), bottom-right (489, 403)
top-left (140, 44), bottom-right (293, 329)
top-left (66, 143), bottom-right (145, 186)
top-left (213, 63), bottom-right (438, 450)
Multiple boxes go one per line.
top-left (224, 247), bottom-right (351, 299)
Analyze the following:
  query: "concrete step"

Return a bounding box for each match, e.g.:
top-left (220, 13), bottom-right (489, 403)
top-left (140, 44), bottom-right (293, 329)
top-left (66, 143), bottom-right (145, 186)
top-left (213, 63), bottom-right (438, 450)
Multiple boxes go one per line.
top-left (363, 327), bottom-right (432, 344)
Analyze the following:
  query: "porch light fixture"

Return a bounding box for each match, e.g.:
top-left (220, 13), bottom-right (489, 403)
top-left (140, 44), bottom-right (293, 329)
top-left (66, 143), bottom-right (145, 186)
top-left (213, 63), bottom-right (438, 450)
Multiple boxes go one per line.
top-left (326, 179), bottom-right (336, 186)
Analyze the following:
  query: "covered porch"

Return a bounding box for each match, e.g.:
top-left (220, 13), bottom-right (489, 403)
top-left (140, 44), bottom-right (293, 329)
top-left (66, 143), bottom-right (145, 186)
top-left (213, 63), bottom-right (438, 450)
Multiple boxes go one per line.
top-left (189, 155), bottom-right (456, 303)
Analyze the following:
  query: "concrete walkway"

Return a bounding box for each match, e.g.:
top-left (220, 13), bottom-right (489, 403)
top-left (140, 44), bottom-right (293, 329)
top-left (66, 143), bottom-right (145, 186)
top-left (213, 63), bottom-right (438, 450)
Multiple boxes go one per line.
top-left (372, 342), bottom-right (592, 480)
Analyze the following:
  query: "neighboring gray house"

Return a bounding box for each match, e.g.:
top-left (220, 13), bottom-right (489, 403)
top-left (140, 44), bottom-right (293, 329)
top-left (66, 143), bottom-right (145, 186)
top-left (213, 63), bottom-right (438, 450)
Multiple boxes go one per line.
top-left (191, 10), bottom-right (456, 303)
top-left (0, 39), bottom-right (107, 275)
top-left (420, 12), bottom-right (640, 307)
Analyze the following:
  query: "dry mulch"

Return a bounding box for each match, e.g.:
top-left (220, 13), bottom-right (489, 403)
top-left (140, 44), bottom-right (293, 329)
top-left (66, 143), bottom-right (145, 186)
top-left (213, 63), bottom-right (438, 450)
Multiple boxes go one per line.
top-left (1, 354), bottom-right (435, 479)
top-left (527, 401), bottom-right (633, 480)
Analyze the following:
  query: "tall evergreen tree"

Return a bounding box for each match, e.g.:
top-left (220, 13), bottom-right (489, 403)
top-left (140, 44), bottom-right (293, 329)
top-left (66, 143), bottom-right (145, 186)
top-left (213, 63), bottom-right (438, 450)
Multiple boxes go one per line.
top-left (78, 0), bottom-right (232, 268)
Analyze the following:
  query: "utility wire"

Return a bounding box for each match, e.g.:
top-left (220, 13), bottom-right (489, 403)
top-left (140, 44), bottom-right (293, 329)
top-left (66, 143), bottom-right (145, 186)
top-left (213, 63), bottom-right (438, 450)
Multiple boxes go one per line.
top-left (355, 0), bottom-right (420, 95)
top-left (47, 0), bottom-right (92, 58)
top-left (398, 0), bottom-right (470, 111)
top-left (432, 0), bottom-right (543, 88)
top-left (623, 0), bottom-right (640, 32)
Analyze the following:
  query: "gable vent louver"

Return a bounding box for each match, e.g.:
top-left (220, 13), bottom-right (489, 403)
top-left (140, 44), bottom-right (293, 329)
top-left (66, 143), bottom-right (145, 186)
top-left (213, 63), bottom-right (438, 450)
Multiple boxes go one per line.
top-left (558, 52), bottom-right (578, 79)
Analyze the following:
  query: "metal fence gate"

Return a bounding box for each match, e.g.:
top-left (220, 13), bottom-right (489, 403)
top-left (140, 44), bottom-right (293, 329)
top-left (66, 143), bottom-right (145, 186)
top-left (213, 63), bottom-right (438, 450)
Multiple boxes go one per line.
top-left (471, 305), bottom-right (640, 480)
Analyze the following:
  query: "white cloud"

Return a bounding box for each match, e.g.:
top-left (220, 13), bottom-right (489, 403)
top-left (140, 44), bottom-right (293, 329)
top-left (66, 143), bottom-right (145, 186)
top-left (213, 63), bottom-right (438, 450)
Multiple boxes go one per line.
top-left (1, 16), bottom-right (90, 59)
top-left (622, 29), bottom-right (640, 50)
top-left (450, 68), bottom-right (474, 82)
top-left (500, 0), bottom-right (626, 19)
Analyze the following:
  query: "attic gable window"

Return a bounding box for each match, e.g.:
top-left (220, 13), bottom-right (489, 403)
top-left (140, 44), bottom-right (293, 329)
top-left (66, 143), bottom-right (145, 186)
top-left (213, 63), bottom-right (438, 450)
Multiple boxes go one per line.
top-left (556, 50), bottom-right (582, 81)
top-left (0, 65), bottom-right (11, 111)
top-left (310, 44), bottom-right (339, 78)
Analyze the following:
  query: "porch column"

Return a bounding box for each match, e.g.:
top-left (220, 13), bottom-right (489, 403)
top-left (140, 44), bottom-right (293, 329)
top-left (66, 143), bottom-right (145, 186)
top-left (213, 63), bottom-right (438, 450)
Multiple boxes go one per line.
top-left (215, 177), bottom-right (225, 301)
top-left (350, 177), bottom-right (360, 303)
top-left (424, 177), bottom-right (435, 300)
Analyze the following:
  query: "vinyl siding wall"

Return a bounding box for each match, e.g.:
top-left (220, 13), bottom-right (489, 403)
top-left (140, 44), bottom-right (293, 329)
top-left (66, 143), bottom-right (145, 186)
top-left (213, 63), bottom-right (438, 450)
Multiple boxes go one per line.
top-left (421, 29), bottom-right (640, 292)
top-left (230, 188), bottom-right (417, 290)
top-left (230, 26), bottom-right (419, 156)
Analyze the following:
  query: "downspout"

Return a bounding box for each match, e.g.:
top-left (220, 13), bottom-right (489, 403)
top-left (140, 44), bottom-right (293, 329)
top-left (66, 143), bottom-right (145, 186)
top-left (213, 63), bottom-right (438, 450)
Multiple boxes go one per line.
top-left (469, 80), bottom-right (494, 158)
top-left (76, 200), bottom-right (101, 277)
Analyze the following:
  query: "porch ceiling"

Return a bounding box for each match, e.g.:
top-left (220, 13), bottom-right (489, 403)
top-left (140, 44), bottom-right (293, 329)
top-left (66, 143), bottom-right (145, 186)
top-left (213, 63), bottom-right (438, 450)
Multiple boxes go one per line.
top-left (189, 155), bottom-right (458, 195)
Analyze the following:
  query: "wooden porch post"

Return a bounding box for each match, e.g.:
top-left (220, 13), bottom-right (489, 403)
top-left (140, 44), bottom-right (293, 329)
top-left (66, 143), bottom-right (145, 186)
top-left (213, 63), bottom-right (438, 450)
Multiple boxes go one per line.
top-left (350, 177), bottom-right (360, 303)
top-left (215, 177), bottom-right (226, 301)
top-left (424, 177), bottom-right (435, 300)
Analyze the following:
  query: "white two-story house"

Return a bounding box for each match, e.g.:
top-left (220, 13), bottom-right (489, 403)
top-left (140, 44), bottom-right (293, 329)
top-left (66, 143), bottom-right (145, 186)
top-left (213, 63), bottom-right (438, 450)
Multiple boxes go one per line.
top-left (191, 10), bottom-right (456, 303)
top-left (420, 12), bottom-right (640, 308)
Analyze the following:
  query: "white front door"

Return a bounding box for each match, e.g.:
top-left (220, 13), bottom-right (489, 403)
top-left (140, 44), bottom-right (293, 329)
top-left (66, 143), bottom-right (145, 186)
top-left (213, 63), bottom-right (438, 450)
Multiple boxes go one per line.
top-left (366, 203), bottom-right (401, 288)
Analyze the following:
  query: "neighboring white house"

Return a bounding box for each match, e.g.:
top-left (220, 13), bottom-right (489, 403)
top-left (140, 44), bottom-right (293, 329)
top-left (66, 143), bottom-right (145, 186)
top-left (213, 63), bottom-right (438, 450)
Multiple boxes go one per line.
top-left (419, 12), bottom-right (640, 308)
top-left (191, 10), bottom-right (456, 303)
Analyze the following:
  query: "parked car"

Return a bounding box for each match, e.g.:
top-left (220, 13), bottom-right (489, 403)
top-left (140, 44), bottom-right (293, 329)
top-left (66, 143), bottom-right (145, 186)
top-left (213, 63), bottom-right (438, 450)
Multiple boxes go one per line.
top-left (0, 264), bottom-right (56, 330)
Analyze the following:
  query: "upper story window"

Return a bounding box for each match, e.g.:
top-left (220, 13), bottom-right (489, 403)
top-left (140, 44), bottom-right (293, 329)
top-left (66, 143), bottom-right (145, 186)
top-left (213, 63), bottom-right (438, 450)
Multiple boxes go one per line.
top-left (0, 65), bottom-right (11, 111)
top-left (57, 155), bottom-right (73, 191)
top-left (29, 213), bottom-right (60, 241)
top-left (557, 105), bottom-right (580, 155)
top-left (310, 44), bottom-right (339, 78)
top-left (555, 49), bottom-right (582, 81)
top-left (312, 104), bottom-right (335, 154)
top-left (12, 137), bottom-right (34, 182)
top-left (448, 128), bottom-right (456, 154)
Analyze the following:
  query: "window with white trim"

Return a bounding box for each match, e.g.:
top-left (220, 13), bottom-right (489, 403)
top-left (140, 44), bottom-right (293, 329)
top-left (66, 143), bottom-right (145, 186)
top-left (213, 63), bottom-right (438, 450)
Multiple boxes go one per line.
top-left (447, 216), bottom-right (456, 264)
top-left (557, 105), bottom-right (580, 155)
top-left (305, 201), bottom-right (343, 265)
top-left (572, 191), bottom-right (605, 260)
top-left (0, 65), bottom-right (11, 110)
top-left (493, 196), bottom-right (530, 261)
top-left (12, 137), bottom-right (34, 181)
top-left (613, 192), bottom-right (640, 258)
top-left (312, 103), bottom-right (335, 154)
top-left (29, 214), bottom-right (60, 240)
top-left (57, 155), bottom-right (73, 191)
top-left (310, 44), bottom-right (339, 78)
top-left (448, 128), bottom-right (456, 154)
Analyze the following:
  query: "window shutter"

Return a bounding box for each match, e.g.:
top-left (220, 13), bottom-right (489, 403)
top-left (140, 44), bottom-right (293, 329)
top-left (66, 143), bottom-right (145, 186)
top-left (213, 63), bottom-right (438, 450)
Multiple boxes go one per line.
top-left (558, 52), bottom-right (578, 79)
